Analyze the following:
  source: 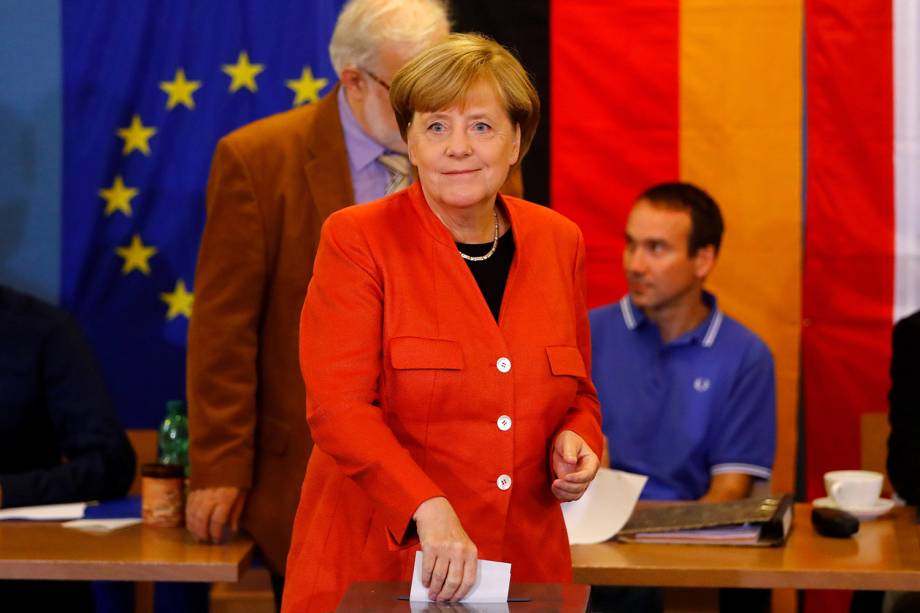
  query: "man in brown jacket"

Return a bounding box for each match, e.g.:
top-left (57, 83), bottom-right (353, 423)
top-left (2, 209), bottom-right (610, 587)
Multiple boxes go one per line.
top-left (186, 0), bottom-right (451, 605)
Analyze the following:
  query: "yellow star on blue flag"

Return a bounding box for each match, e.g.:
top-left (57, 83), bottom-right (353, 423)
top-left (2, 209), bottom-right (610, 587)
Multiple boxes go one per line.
top-left (159, 68), bottom-right (202, 110)
top-left (160, 279), bottom-right (194, 320)
top-left (115, 233), bottom-right (157, 275)
top-left (98, 175), bottom-right (138, 217)
top-left (286, 66), bottom-right (328, 106)
top-left (116, 114), bottom-right (157, 156)
top-left (222, 51), bottom-right (265, 93)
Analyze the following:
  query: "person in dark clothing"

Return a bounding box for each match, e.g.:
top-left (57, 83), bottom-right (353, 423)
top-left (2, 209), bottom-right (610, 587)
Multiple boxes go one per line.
top-left (0, 284), bottom-right (136, 611)
top-left (873, 310), bottom-right (920, 613)
top-left (887, 309), bottom-right (920, 506)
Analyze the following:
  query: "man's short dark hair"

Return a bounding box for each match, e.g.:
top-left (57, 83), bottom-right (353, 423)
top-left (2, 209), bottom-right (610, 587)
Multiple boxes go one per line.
top-left (637, 182), bottom-right (724, 255)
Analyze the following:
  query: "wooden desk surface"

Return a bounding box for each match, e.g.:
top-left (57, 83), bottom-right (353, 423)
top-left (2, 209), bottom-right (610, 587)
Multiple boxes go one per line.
top-left (336, 582), bottom-right (590, 612)
top-left (572, 503), bottom-right (920, 591)
top-left (0, 522), bottom-right (253, 582)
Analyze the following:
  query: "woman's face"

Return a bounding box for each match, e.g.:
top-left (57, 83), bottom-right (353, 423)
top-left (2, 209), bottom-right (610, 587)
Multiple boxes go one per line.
top-left (407, 80), bottom-right (521, 213)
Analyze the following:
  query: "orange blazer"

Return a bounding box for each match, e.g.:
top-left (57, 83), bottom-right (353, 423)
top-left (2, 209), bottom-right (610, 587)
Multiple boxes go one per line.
top-left (188, 85), bottom-right (523, 575)
top-left (282, 183), bottom-right (603, 612)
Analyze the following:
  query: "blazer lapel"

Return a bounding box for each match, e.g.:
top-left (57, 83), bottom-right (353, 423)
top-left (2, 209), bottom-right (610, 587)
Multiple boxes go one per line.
top-left (304, 83), bottom-right (354, 221)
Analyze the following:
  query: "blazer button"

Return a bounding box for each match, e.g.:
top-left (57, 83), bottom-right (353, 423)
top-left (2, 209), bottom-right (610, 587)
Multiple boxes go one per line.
top-left (496, 474), bottom-right (512, 491)
top-left (496, 357), bottom-right (511, 373)
top-left (497, 415), bottom-right (512, 431)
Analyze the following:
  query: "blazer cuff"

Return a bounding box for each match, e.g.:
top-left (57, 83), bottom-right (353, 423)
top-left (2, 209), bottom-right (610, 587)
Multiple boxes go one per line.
top-left (556, 410), bottom-right (604, 460)
top-left (384, 486), bottom-right (446, 550)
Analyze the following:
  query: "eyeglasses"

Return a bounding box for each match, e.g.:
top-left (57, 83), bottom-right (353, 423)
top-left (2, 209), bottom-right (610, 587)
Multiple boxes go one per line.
top-left (361, 67), bottom-right (391, 91)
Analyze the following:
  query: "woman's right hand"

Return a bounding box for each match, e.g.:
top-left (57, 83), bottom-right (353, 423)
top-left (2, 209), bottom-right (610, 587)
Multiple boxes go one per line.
top-left (413, 497), bottom-right (478, 602)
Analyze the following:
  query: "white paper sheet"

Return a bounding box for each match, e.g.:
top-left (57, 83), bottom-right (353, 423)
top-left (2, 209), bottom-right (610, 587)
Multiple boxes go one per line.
top-left (62, 518), bottom-right (142, 532)
top-left (561, 468), bottom-right (647, 544)
top-left (0, 502), bottom-right (87, 521)
top-left (409, 550), bottom-right (510, 604)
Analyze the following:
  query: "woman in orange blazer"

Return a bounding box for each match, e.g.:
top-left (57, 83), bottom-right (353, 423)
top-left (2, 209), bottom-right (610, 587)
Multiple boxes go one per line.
top-left (283, 34), bottom-right (603, 612)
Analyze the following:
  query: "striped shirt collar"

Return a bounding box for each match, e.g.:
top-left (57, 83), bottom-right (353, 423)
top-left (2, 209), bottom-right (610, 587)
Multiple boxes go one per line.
top-left (620, 291), bottom-right (723, 348)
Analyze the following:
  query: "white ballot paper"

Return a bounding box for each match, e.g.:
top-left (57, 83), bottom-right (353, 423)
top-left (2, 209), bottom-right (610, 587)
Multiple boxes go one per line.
top-left (0, 502), bottom-right (88, 521)
top-left (409, 550), bottom-right (511, 604)
top-left (562, 468), bottom-right (647, 544)
top-left (63, 518), bottom-right (142, 532)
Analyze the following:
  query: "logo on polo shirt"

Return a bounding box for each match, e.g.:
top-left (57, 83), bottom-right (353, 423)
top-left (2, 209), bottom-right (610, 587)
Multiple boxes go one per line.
top-left (693, 377), bottom-right (711, 392)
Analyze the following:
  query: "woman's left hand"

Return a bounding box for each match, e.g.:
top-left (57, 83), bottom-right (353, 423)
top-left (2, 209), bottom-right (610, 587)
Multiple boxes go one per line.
top-left (551, 430), bottom-right (600, 501)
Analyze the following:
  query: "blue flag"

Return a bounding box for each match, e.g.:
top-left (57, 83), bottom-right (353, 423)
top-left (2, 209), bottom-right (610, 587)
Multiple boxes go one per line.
top-left (61, 1), bottom-right (345, 428)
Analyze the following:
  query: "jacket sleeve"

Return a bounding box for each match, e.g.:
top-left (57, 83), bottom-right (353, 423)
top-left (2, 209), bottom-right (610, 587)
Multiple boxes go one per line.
top-left (301, 211), bottom-right (444, 547)
top-left (0, 317), bottom-right (135, 508)
top-left (187, 137), bottom-right (265, 491)
top-left (887, 315), bottom-right (920, 506)
top-left (553, 227), bottom-right (604, 458)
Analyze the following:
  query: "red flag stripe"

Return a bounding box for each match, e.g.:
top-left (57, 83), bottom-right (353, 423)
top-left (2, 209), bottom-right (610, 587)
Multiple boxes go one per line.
top-left (803, 0), bottom-right (894, 504)
top-left (550, 0), bottom-right (680, 308)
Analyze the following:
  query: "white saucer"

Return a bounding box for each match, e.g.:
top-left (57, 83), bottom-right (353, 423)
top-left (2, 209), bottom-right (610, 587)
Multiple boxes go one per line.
top-left (813, 496), bottom-right (896, 520)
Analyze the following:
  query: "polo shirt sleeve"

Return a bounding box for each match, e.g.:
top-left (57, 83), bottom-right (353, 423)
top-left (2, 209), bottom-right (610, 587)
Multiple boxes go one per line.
top-left (708, 339), bottom-right (776, 481)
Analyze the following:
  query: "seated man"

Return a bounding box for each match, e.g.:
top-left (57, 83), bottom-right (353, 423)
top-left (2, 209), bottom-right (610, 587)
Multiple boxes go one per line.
top-left (588, 183), bottom-right (776, 613)
top-left (590, 181), bottom-right (776, 501)
top-left (0, 284), bottom-right (136, 611)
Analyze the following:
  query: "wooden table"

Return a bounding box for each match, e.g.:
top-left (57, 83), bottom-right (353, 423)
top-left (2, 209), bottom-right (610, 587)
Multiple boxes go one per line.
top-left (336, 582), bottom-right (591, 612)
top-left (571, 504), bottom-right (920, 591)
top-left (0, 521), bottom-right (253, 582)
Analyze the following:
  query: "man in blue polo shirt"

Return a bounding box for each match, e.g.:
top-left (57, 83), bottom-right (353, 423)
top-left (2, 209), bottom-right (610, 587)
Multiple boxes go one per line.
top-left (591, 182), bottom-right (776, 503)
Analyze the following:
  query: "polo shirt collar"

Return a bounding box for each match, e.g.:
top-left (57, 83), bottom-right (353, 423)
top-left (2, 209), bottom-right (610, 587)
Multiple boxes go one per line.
top-left (620, 291), bottom-right (724, 348)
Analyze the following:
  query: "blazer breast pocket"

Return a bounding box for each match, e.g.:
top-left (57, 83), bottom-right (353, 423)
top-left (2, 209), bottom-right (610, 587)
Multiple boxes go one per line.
top-left (387, 336), bottom-right (464, 423)
top-left (545, 345), bottom-right (587, 378)
top-left (544, 345), bottom-right (586, 407)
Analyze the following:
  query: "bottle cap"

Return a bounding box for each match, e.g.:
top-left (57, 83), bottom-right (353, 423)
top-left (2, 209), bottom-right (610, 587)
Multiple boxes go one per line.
top-left (166, 400), bottom-right (186, 416)
top-left (142, 463), bottom-right (185, 479)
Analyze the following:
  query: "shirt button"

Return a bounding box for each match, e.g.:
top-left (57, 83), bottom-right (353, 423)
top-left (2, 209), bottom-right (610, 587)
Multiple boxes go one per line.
top-left (497, 415), bottom-right (512, 431)
top-left (496, 357), bottom-right (511, 373)
top-left (496, 474), bottom-right (512, 491)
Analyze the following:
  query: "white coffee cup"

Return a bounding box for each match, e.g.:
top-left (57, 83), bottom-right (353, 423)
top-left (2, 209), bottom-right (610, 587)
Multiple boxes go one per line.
top-left (824, 470), bottom-right (883, 509)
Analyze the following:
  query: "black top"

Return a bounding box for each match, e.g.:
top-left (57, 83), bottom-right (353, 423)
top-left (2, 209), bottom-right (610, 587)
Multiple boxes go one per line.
top-left (457, 229), bottom-right (515, 322)
top-left (887, 309), bottom-right (920, 506)
top-left (0, 285), bottom-right (136, 508)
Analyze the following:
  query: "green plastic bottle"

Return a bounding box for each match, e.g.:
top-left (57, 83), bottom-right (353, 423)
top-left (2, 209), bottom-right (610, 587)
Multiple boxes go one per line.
top-left (158, 399), bottom-right (189, 476)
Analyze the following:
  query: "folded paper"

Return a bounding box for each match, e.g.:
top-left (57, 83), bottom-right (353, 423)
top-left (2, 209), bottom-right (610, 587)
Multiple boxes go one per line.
top-left (562, 468), bottom-right (647, 544)
top-left (409, 551), bottom-right (510, 603)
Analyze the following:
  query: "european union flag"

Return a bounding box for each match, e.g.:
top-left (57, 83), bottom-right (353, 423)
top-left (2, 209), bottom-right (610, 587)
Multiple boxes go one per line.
top-left (61, 1), bottom-right (345, 428)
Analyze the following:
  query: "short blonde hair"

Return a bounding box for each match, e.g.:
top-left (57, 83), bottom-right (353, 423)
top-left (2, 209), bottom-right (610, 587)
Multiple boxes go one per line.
top-left (389, 33), bottom-right (541, 157)
top-left (329, 0), bottom-right (450, 76)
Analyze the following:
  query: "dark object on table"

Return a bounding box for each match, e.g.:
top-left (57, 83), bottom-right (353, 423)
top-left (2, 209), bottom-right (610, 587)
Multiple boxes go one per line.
top-left (618, 495), bottom-right (794, 546)
top-left (811, 506), bottom-right (859, 538)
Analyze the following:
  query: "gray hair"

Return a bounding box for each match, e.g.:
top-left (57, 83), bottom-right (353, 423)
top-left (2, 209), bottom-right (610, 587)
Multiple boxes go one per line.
top-left (329, 0), bottom-right (451, 76)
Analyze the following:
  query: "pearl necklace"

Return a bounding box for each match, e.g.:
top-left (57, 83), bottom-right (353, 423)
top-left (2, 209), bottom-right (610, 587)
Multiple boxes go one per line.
top-left (459, 209), bottom-right (500, 262)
